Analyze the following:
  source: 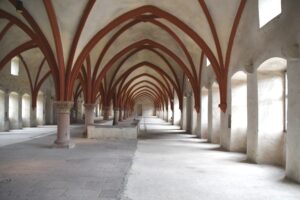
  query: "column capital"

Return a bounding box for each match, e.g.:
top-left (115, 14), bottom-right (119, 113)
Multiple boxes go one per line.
top-left (55, 101), bottom-right (73, 114)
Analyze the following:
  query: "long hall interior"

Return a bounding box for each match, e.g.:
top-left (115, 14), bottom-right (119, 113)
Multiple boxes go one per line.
top-left (1, 0), bottom-right (300, 199)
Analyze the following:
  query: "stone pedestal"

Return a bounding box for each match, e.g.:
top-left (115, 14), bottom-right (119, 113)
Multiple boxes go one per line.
top-left (102, 106), bottom-right (110, 120)
top-left (84, 104), bottom-right (95, 137)
top-left (113, 107), bottom-right (119, 125)
top-left (53, 101), bottom-right (75, 148)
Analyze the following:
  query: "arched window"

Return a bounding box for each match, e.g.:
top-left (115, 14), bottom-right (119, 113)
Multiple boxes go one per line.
top-left (36, 91), bottom-right (44, 125)
top-left (201, 87), bottom-right (208, 139)
top-left (259, 0), bottom-right (282, 28)
top-left (22, 94), bottom-right (31, 127)
top-left (11, 56), bottom-right (20, 76)
top-left (206, 57), bottom-right (211, 67)
top-left (9, 92), bottom-right (19, 129)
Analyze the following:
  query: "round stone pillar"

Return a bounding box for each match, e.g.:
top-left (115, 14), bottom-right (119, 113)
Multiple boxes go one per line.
top-left (30, 107), bottom-right (37, 127)
top-left (119, 108), bottom-right (123, 122)
top-left (84, 104), bottom-right (95, 137)
top-left (123, 109), bottom-right (127, 120)
top-left (113, 107), bottom-right (119, 125)
top-left (53, 101), bottom-right (75, 148)
top-left (102, 106), bottom-right (110, 120)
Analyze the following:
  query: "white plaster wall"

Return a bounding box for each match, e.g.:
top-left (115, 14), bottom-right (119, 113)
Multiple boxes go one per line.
top-left (257, 71), bottom-right (285, 166)
top-left (231, 73), bottom-right (248, 152)
top-left (173, 93), bottom-right (181, 125)
top-left (246, 73), bottom-right (258, 162)
top-left (36, 93), bottom-right (45, 125)
top-left (181, 97), bottom-right (187, 130)
top-left (211, 83), bottom-right (221, 144)
top-left (134, 99), bottom-right (155, 117)
top-left (201, 88), bottom-right (208, 139)
top-left (142, 104), bottom-right (155, 117)
top-left (22, 94), bottom-right (31, 127)
top-left (207, 87), bottom-right (213, 142)
top-left (8, 92), bottom-right (19, 129)
top-left (286, 59), bottom-right (300, 183)
top-left (0, 90), bottom-right (5, 131)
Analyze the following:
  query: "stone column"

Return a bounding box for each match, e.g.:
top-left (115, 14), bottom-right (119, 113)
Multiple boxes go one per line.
top-left (84, 104), bottom-right (95, 136)
top-left (246, 72), bottom-right (258, 162)
top-left (53, 101), bottom-right (75, 148)
top-left (113, 107), bottom-right (119, 125)
top-left (186, 95), bottom-right (192, 133)
top-left (195, 112), bottom-right (201, 138)
top-left (4, 91), bottom-right (9, 131)
top-left (95, 103), bottom-right (99, 117)
top-left (30, 107), bottom-right (37, 127)
top-left (119, 108), bottom-right (123, 121)
top-left (207, 87), bottom-right (213, 143)
top-left (286, 59), bottom-right (300, 183)
top-left (18, 94), bottom-right (22, 129)
top-left (123, 109), bottom-right (127, 120)
top-left (102, 106), bottom-right (110, 120)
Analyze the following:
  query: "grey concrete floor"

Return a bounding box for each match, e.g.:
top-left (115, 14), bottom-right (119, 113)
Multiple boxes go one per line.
top-left (122, 117), bottom-right (300, 200)
top-left (0, 125), bottom-right (137, 200)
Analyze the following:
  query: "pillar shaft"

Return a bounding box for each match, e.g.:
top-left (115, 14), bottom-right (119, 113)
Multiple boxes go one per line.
top-left (113, 107), bottom-right (119, 125)
top-left (84, 104), bottom-right (95, 126)
top-left (4, 91), bottom-right (9, 131)
top-left (102, 106), bottom-right (110, 120)
top-left (30, 107), bottom-right (37, 127)
top-left (286, 59), bottom-right (300, 183)
top-left (18, 94), bottom-right (22, 128)
top-left (53, 101), bottom-right (74, 148)
top-left (119, 108), bottom-right (123, 121)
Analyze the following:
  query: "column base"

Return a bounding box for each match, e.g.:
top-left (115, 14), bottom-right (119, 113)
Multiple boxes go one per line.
top-left (53, 140), bottom-right (75, 149)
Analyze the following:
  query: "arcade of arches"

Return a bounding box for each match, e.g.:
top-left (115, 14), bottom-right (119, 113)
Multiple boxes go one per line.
top-left (1, 0), bottom-right (300, 199)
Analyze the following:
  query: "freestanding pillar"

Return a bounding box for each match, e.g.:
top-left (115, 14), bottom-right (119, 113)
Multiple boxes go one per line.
top-left (84, 104), bottom-right (95, 136)
top-left (102, 106), bottom-right (110, 120)
top-left (4, 91), bottom-right (9, 130)
top-left (30, 107), bottom-right (37, 127)
top-left (18, 94), bottom-right (23, 129)
top-left (119, 108), bottom-right (123, 121)
top-left (113, 107), bottom-right (119, 125)
top-left (53, 101), bottom-right (74, 148)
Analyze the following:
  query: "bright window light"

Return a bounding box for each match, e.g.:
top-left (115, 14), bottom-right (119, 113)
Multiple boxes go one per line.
top-left (206, 58), bottom-right (211, 67)
top-left (11, 56), bottom-right (19, 76)
top-left (259, 0), bottom-right (282, 28)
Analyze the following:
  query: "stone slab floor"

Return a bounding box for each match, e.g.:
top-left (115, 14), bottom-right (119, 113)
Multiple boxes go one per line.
top-left (1, 118), bottom-right (300, 200)
top-left (121, 117), bottom-right (300, 200)
top-left (0, 125), bottom-right (137, 200)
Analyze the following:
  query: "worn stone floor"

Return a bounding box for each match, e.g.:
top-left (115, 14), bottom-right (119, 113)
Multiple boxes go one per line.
top-left (0, 125), bottom-right (137, 200)
top-left (1, 117), bottom-right (300, 200)
top-left (121, 117), bottom-right (300, 200)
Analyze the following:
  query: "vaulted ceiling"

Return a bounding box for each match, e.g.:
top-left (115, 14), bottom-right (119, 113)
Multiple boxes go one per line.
top-left (0, 0), bottom-right (246, 112)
